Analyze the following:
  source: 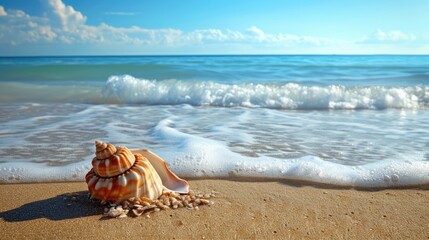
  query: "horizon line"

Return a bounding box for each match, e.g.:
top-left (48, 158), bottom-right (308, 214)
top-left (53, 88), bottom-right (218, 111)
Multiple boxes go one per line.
top-left (1, 53), bottom-right (429, 58)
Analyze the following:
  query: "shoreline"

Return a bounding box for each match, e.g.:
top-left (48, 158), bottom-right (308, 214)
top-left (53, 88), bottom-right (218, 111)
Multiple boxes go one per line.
top-left (1, 180), bottom-right (429, 239)
top-left (4, 176), bottom-right (429, 190)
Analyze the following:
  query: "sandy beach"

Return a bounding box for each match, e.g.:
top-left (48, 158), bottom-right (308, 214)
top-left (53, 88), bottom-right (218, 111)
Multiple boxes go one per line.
top-left (1, 179), bottom-right (428, 239)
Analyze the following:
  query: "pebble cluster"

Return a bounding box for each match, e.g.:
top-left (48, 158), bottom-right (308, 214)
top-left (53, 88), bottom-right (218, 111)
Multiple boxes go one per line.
top-left (103, 190), bottom-right (216, 218)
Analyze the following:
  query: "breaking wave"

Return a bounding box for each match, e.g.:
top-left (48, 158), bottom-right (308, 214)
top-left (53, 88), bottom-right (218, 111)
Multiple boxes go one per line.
top-left (103, 75), bottom-right (429, 109)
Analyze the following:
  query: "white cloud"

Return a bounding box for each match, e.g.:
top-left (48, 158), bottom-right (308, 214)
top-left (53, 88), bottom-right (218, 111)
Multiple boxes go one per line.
top-left (186, 29), bottom-right (245, 43)
top-left (0, 6), bottom-right (56, 44)
top-left (360, 29), bottom-right (416, 43)
top-left (243, 26), bottom-right (347, 46)
top-left (0, 1), bottom-right (425, 55)
top-left (47, 0), bottom-right (86, 30)
top-left (0, 1), bottom-right (345, 49)
top-left (247, 26), bottom-right (267, 41)
top-left (0, 6), bottom-right (7, 16)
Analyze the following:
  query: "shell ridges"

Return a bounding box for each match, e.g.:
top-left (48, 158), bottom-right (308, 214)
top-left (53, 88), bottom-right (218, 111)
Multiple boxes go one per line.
top-left (86, 141), bottom-right (189, 203)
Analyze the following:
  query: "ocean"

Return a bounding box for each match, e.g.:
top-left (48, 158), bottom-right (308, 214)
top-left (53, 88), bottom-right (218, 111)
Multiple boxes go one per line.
top-left (0, 55), bottom-right (428, 187)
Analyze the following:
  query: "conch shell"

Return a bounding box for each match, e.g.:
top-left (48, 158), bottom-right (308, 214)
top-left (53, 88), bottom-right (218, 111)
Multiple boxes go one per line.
top-left (85, 141), bottom-right (189, 203)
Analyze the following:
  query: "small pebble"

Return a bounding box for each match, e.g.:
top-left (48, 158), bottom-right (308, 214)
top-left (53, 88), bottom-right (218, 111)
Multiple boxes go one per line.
top-left (101, 189), bottom-right (216, 218)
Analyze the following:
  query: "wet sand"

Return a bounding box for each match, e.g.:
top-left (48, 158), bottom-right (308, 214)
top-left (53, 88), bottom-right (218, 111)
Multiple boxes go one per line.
top-left (1, 180), bottom-right (429, 239)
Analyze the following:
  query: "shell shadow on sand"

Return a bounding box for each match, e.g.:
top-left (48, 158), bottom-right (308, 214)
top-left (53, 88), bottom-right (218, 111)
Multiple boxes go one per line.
top-left (0, 191), bottom-right (103, 222)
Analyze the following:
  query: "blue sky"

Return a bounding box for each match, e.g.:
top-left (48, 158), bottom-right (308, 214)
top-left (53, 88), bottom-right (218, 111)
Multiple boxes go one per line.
top-left (0, 0), bottom-right (428, 55)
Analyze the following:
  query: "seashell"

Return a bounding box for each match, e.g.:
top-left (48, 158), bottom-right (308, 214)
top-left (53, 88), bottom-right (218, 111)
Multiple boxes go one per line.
top-left (95, 140), bottom-right (117, 160)
top-left (92, 144), bottom-right (135, 178)
top-left (131, 149), bottom-right (189, 194)
top-left (132, 208), bottom-right (144, 217)
top-left (86, 140), bottom-right (189, 203)
top-left (160, 205), bottom-right (170, 210)
top-left (106, 207), bottom-right (126, 218)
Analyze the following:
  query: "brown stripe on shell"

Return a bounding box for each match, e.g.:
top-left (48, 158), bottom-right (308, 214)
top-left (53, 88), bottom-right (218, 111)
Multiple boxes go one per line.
top-left (92, 145), bottom-right (136, 178)
top-left (86, 153), bottom-right (163, 203)
top-left (95, 141), bottom-right (117, 160)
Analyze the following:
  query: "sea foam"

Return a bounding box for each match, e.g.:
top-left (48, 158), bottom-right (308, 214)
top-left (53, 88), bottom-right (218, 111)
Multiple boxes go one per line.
top-left (2, 116), bottom-right (429, 188)
top-left (103, 75), bottom-right (428, 109)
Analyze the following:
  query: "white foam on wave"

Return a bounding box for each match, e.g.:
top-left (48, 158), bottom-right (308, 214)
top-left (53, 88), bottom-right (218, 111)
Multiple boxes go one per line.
top-left (1, 147), bottom-right (428, 187)
top-left (1, 114), bottom-right (428, 187)
top-left (103, 75), bottom-right (429, 109)
top-left (2, 152), bottom-right (428, 188)
top-left (147, 118), bottom-right (429, 187)
top-left (1, 102), bottom-right (428, 187)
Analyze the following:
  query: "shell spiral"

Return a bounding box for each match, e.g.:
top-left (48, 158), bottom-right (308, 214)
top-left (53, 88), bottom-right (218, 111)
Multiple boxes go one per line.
top-left (85, 140), bottom-right (163, 203)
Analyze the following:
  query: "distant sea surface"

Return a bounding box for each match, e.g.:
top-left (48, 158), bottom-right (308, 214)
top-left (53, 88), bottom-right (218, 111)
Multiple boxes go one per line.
top-left (0, 55), bottom-right (428, 187)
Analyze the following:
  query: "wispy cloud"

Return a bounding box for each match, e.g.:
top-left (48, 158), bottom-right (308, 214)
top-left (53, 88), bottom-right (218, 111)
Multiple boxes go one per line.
top-left (105, 12), bottom-right (139, 16)
top-left (245, 26), bottom-right (347, 46)
top-left (360, 29), bottom-right (416, 44)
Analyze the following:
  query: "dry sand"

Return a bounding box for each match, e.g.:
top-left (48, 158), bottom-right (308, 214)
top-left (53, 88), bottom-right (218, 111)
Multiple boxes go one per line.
top-left (1, 179), bottom-right (429, 239)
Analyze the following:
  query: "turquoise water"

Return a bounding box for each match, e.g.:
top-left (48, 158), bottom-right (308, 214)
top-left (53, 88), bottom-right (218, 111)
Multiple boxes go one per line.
top-left (1, 55), bottom-right (429, 86)
top-left (0, 55), bottom-right (428, 186)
